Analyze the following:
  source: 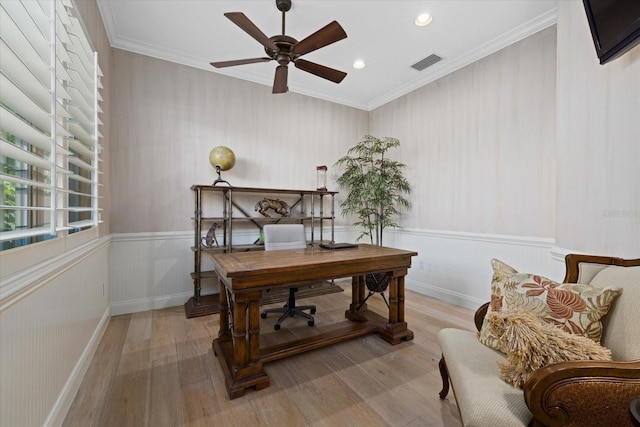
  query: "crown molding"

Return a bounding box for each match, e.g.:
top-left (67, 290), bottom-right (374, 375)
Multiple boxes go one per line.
top-left (367, 7), bottom-right (558, 110)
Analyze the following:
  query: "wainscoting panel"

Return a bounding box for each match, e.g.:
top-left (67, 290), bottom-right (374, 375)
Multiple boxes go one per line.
top-left (108, 228), bottom-right (359, 315)
top-left (386, 228), bottom-right (556, 310)
top-left (109, 228), bottom-right (556, 315)
top-left (109, 232), bottom-right (197, 316)
top-left (0, 239), bottom-right (110, 427)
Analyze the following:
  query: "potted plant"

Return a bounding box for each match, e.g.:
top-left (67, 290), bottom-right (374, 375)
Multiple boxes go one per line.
top-left (334, 135), bottom-right (411, 246)
top-left (334, 135), bottom-right (411, 308)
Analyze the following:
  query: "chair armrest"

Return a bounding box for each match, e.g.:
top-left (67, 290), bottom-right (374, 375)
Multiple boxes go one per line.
top-left (524, 359), bottom-right (640, 427)
top-left (474, 302), bottom-right (489, 332)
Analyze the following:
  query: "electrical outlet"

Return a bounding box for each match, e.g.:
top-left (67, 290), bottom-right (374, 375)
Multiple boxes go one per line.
top-left (427, 263), bottom-right (433, 271)
top-left (419, 260), bottom-right (425, 270)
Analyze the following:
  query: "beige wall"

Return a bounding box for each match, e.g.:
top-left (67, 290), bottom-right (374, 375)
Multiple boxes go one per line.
top-left (555, 1), bottom-right (640, 257)
top-left (109, 50), bottom-right (369, 233)
top-left (369, 27), bottom-right (557, 238)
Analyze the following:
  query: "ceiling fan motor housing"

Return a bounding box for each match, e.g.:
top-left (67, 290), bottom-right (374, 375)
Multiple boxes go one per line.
top-left (267, 35), bottom-right (298, 65)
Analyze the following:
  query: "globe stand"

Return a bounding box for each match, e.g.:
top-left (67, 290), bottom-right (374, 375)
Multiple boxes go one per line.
top-left (212, 165), bottom-right (231, 186)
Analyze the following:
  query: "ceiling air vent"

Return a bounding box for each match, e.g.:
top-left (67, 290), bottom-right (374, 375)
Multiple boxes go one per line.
top-left (411, 54), bottom-right (443, 71)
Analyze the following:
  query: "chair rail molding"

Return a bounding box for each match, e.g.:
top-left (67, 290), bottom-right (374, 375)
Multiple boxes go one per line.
top-left (0, 235), bottom-right (111, 311)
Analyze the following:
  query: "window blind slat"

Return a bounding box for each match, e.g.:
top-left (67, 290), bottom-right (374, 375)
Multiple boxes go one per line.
top-left (0, 106), bottom-right (51, 152)
top-left (0, 139), bottom-right (50, 170)
top-left (68, 173), bottom-right (93, 185)
top-left (0, 172), bottom-right (50, 190)
top-left (0, 40), bottom-right (50, 109)
top-left (23, 0), bottom-right (50, 37)
top-left (0, 204), bottom-right (50, 211)
top-left (68, 219), bottom-right (96, 229)
top-left (0, 226), bottom-right (53, 243)
top-left (67, 122), bottom-right (94, 146)
top-left (66, 189), bottom-right (98, 198)
top-left (55, 14), bottom-right (71, 45)
top-left (56, 57), bottom-right (72, 83)
top-left (0, 73), bottom-right (51, 132)
top-left (0, 6), bottom-right (50, 85)
top-left (68, 105), bottom-right (94, 133)
top-left (1, 0), bottom-right (50, 61)
top-left (68, 155), bottom-right (93, 171)
top-left (67, 53), bottom-right (93, 89)
top-left (67, 138), bottom-right (93, 157)
top-left (66, 86), bottom-right (92, 115)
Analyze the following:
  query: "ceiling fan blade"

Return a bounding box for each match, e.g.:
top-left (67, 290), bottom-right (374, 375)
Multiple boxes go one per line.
top-left (224, 12), bottom-right (278, 51)
top-left (292, 21), bottom-right (347, 56)
top-left (294, 59), bottom-right (347, 84)
top-left (210, 57), bottom-right (272, 68)
top-left (273, 65), bottom-right (288, 94)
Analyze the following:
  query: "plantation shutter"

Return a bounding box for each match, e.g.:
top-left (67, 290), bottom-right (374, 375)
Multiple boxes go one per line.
top-left (63, 2), bottom-right (102, 231)
top-left (0, 0), bottom-right (101, 246)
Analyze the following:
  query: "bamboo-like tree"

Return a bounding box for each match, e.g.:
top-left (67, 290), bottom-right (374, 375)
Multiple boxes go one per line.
top-left (334, 135), bottom-right (411, 246)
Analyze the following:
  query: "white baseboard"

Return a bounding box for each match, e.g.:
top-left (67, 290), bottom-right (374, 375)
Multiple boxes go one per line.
top-left (406, 278), bottom-right (485, 311)
top-left (109, 291), bottom-right (195, 316)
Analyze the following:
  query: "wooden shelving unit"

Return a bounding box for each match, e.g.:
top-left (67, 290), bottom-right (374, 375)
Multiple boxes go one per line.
top-left (185, 185), bottom-right (337, 318)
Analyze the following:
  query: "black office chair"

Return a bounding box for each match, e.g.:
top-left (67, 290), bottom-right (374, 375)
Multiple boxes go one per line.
top-left (260, 224), bottom-right (316, 330)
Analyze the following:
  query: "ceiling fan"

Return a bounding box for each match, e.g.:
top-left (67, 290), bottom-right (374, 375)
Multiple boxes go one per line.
top-left (210, 0), bottom-right (348, 94)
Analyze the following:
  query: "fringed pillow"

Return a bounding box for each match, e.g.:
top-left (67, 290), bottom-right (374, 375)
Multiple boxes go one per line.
top-left (486, 310), bottom-right (612, 388)
top-left (478, 259), bottom-right (621, 352)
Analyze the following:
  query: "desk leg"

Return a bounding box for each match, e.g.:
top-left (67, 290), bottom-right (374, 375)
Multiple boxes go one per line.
top-left (349, 275), bottom-right (367, 312)
top-left (212, 290), bottom-right (269, 399)
top-left (217, 286), bottom-right (231, 342)
top-left (380, 273), bottom-right (414, 345)
top-left (346, 275), bottom-right (368, 322)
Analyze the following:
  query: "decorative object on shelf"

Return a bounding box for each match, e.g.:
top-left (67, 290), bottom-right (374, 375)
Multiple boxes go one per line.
top-left (209, 146), bottom-right (236, 186)
top-left (201, 223), bottom-right (219, 248)
top-left (335, 135), bottom-right (411, 309)
top-left (254, 198), bottom-right (291, 217)
top-left (316, 165), bottom-right (328, 191)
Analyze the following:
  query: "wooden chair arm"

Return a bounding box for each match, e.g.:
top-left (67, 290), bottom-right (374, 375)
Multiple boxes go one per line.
top-left (524, 359), bottom-right (640, 427)
top-left (474, 302), bottom-right (489, 332)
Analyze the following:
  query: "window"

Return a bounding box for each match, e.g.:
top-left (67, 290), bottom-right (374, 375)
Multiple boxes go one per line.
top-left (0, 0), bottom-right (102, 251)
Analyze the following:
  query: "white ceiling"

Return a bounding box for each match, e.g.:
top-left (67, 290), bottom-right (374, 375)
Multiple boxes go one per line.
top-left (96, 0), bottom-right (557, 111)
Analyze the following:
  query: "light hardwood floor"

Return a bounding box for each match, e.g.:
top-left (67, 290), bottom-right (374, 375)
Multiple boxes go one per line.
top-left (63, 284), bottom-right (474, 427)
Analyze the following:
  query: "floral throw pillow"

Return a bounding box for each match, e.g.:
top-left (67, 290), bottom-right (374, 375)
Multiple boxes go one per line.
top-left (478, 259), bottom-right (622, 353)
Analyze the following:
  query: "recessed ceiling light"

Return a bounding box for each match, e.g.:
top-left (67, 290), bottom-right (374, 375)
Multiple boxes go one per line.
top-left (415, 14), bottom-right (432, 27)
top-left (353, 60), bottom-right (366, 69)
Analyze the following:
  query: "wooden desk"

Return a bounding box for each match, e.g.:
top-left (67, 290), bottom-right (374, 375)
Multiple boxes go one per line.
top-left (212, 244), bottom-right (417, 399)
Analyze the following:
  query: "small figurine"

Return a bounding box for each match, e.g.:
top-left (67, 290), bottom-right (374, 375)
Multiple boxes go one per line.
top-left (202, 223), bottom-right (219, 248)
top-left (254, 198), bottom-right (291, 217)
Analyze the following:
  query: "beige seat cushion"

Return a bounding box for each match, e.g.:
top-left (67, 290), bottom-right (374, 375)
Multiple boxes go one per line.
top-left (438, 328), bottom-right (531, 426)
top-left (588, 265), bottom-right (640, 360)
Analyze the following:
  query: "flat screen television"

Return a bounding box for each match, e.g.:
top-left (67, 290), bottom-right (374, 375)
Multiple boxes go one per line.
top-left (583, 0), bottom-right (640, 64)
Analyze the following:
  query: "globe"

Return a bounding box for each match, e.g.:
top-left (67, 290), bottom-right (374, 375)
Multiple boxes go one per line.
top-left (209, 146), bottom-right (236, 171)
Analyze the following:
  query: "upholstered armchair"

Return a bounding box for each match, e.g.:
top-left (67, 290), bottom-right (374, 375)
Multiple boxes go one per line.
top-left (438, 254), bottom-right (640, 427)
top-left (523, 254), bottom-right (640, 427)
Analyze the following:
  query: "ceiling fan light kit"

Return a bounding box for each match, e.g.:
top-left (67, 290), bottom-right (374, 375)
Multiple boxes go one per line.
top-left (210, 0), bottom-right (348, 94)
